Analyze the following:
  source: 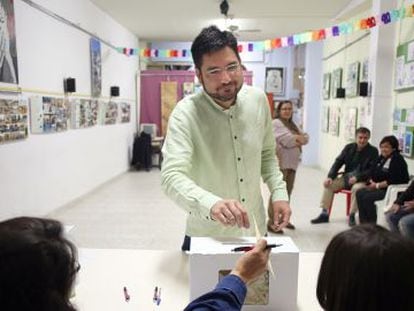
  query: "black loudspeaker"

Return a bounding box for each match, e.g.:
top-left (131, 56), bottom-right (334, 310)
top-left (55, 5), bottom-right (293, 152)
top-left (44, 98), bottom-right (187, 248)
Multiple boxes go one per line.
top-left (110, 86), bottom-right (120, 97)
top-left (359, 82), bottom-right (369, 97)
top-left (336, 88), bottom-right (345, 98)
top-left (64, 78), bottom-right (76, 93)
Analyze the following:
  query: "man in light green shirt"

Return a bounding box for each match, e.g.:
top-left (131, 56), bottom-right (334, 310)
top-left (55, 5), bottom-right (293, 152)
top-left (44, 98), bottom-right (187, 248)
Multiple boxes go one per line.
top-left (161, 26), bottom-right (290, 250)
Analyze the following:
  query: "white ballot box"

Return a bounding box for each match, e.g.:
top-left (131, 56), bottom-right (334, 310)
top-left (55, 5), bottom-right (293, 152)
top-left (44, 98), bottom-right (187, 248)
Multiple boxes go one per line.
top-left (189, 237), bottom-right (299, 311)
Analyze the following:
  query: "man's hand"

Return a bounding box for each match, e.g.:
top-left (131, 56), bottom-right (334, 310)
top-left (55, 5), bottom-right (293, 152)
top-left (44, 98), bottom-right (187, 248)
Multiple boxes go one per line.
top-left (403, 200), bottom-right (414, 212)
top-left (348, 176), bottom-right (357, 185)
top-left (323, 178), bottom-right (333, 187)
top-left (387, 203), bottom-right (401, 214)
top-left (366, 180), bottom-right (376, 190)
top-left (231, 239), bottom-right (270, 284)
top-left (210, 200), bottom-right (250, 229)
top-left (270, 200), bottom-right (291, 230)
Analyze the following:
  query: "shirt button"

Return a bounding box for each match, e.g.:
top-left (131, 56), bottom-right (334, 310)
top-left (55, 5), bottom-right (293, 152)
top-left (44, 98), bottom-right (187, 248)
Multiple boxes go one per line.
top-left (240, 178), bottom-right (243, 182)
top-left (230, 115), bottom-right (233, 119)
top-left (241, 198), bottom-right (245, 202)
top-left (234, 136), bottom-right (237, 139)
top-left (238, 157), bottom-right (241, 161)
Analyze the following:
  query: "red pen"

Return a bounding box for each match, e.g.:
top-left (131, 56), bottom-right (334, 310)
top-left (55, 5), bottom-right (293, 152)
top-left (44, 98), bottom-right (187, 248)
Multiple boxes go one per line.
top-left (123, 286), bottom-right (130, 302)
top-left (231, 243), bottom-right (282, 252)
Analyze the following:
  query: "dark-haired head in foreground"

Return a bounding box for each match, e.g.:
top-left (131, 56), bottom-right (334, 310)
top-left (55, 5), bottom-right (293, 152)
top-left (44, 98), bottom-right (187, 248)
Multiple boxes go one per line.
top-left (317, 224), bottom-right (414, 311)
top-left (0, 217), bottom-right (78, 311)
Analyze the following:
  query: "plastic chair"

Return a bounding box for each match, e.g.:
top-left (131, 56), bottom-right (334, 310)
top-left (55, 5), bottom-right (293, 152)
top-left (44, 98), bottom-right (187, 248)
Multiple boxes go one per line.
top-left (328, 189), bottom-right (352, 216)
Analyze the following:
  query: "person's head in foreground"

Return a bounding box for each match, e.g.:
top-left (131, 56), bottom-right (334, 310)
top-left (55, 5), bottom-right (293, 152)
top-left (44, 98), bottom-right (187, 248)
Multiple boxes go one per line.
top-left (0, 217), bottom-right (78, 311)
top-left (317, 224), bottom-right (414, 311)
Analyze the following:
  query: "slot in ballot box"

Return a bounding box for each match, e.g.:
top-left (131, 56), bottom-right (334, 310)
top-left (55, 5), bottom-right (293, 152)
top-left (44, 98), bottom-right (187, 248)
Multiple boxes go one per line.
top-left (188, 237), bottom-right (299, 311)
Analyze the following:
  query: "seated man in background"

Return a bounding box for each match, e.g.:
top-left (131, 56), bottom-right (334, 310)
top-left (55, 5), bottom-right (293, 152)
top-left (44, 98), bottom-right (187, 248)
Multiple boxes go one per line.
top-left (311, 127), bottom-right (378, 226)
top-left (184, 239), bottom-right (271, 311)
top-left (0, 217), bottom-right (78, 311)
top-left (386, 179), bottom-right (414, 239)
top-left (317, 224), bottom-right (414, 311)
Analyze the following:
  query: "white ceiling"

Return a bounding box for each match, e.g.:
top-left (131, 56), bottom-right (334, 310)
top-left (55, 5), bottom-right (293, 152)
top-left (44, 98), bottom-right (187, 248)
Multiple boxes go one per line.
top-left (90, 0), bottom-right (371, 42)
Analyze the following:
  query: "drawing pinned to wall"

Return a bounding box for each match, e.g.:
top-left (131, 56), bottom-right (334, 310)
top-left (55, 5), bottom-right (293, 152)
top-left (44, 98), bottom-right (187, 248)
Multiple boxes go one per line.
top-left (0, 97), bottom-right (27, 144)
top-left (0, 0), bottom-right (19, 84)
top-left (395, 40), bottom-right (414, 91)
top-left (182, 82), bottom-right (194, 97)
top-left (265, 67), bottom-right (285, 97)
top-left (344, 107), bottom-right (358, 141)
top-left (358, 105), bottom-right (367, 127)
top-left (321, 106), bottom-right (329, 132)
top-left (90, 37), bottom-right (102, 97)
top-left (331, 68), bottom-right (342, 98)
top-left (329, 106), bottom-right (340, 136)
top-left (346, 62), bottom-right (360, 97)
top-left (119, 102), bottom-right (130, 123)
top-left (322, 73), bottom-right (331, 100)
top-left (71, 99), bottom-right (99, 129)
top-left (403, 131), bottom-right (413, 157)
top-left (30, 96), bottom-right (70, 133)
top-left (102, 101), bottom-right (118, 125)
top-left (361, 59), bottom-right (369, 82)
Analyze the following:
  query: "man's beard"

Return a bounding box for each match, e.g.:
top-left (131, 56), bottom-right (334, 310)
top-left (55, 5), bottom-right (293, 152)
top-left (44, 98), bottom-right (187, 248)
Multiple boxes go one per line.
top-left (203, 81), bottom-right (243, 104)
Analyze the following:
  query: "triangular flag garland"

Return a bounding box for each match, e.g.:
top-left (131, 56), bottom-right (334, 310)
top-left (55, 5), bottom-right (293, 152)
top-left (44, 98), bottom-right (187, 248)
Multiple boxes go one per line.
top-left (117, 3), bottom-right (414, 58)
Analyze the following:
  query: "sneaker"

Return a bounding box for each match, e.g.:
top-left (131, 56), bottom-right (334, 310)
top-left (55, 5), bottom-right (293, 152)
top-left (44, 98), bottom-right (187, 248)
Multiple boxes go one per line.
top-left (286, 222), bottom-right (296, 230)
top-left (348, 214), bottom-right (356, 227)
top-left (310, 213), bottom-right (329, 224)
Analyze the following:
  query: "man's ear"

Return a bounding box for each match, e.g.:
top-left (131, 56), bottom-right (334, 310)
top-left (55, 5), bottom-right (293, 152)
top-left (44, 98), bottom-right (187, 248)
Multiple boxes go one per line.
top-left (196, 68), bottom-right (202, 83)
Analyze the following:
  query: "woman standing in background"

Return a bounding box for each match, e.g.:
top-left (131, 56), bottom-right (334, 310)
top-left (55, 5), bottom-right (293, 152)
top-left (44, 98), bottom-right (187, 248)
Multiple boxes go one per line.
top-left (268, 100), bottom-right (308, 234)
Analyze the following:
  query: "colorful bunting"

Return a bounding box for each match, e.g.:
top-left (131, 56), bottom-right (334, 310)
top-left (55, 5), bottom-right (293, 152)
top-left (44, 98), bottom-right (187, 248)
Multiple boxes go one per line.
top-left (116, 3), bottom-right (414, 57)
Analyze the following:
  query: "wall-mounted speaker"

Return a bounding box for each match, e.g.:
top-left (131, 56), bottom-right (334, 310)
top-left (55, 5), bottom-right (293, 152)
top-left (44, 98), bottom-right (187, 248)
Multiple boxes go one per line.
top-left (110, 86), bottom-right (120, 97)
top-left (336, 88), bottom-right (345, 98)
top-left (359, 82), bottom-right (369, 97)
top-left (64, 78), bottom-right (76, 93)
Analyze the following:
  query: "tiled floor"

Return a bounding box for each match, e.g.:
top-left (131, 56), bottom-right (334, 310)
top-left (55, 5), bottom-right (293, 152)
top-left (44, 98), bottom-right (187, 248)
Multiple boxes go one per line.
top-left (49, 165), bottom-right (387, 251)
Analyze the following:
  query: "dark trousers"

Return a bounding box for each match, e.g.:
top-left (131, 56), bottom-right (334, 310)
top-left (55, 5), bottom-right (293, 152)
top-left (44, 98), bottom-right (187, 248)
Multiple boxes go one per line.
top-left (356, 188), bottom-right (386, 223)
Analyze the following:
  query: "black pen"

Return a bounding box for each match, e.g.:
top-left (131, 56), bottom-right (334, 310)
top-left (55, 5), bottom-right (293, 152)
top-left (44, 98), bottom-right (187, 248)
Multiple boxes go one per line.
top-left (231, 243), bottom-right (282, 252)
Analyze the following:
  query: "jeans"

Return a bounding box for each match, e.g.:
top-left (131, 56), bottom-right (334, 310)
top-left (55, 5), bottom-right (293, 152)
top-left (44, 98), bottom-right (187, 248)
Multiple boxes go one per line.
top-left (386, 211), bottom-right (414, 239)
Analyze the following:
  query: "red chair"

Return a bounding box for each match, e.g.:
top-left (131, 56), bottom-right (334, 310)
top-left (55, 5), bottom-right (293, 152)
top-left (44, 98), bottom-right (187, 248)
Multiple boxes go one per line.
top-left (328, 189), bottom-right (351, 216)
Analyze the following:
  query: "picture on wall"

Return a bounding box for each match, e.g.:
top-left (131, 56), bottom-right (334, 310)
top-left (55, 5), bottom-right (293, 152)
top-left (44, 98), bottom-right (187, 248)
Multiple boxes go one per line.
top-left (331, 68), bottom-right (343, 98)
top-left (0, 0), bottom-right (19, 84)
top-left (329, 106), bottom-right (340, 136)
top-left (346, 62), bottom-right (360, 97)
top-left (265, 67), bottom-right (285, 97)
top-left (30, 96), bottom-right (70, 134)
top-left (71, 99), bottom-right (99, 129)
top-left (322, 73), bottom-right (331, 100)
top-left (182, 82), bottom-right (195, 97)
top-left (102, 101), bottom-right (118, 125)
top-left (0, 98), bottom-right (27, 144)
top-left (119, 102), bottom-right (131, 123)
top-left (344, 107), bottom-right (358, 141)
top-left (361, 59), bottom-right (369, 82)
top-left (321, 106), bottom-right (329, 133)
top-left (394, 40), bottom-right (414, 91)
top-left (403, 131), bottom-right (413, 157)
top-left (90, 37), bottom-right (102, 97)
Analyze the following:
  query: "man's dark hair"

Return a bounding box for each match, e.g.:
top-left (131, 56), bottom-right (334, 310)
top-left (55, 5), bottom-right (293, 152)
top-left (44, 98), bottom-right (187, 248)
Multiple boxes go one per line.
top-left (0, 217), bottom-right (78, 311)
top-left (191, 25), bottom-right (240, 70)
top-left (380, 135), bottom-right (400, 151)
top-left (317, 224), bottom-right (414, 311)
top-left (355, 127), bottom-right (371, 137)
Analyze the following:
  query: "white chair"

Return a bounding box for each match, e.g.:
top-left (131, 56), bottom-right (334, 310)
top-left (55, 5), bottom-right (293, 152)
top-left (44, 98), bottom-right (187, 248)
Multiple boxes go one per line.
top-left (376, 183), bottom-right (410, 212)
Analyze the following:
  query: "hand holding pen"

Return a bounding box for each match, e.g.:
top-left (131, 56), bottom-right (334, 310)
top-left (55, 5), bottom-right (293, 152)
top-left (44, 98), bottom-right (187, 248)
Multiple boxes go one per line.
top-left (231, 243), bottom-right (282, 252)
top-left (230, 239), bottom-right (271, 285)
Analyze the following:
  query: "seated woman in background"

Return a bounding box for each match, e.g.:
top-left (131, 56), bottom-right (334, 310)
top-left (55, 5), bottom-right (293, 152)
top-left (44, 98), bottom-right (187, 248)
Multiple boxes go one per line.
top-left (267, 100), bottom-right (308, 234)
top-left (0, 217), bottom-right (78, 311)
top-left (317, 224), bottom-right (414, 311)
top-left (385, 179), bottom-right (414, 239)
top-left (356, 135), bottom-right (409, 224)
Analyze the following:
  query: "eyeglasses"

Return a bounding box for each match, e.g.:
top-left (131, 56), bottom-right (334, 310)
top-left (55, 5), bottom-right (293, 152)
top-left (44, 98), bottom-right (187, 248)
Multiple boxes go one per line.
top-left (205, 63), bottom-right (241, 77)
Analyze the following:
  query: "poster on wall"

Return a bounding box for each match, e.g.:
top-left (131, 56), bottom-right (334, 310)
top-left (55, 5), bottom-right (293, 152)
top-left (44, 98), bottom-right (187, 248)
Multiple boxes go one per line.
top-left (71, 99), bottom-right (99, 129)
top-left (102, 101), bottom-right (118, 125)
top-left (0, 97), bottom-right (27, 144)
top-left (331, 68), bottom-right (343, 98)
top-left (265, 67), bottom-right (285, 97)
top-left (30, 96), bottom-right (70, 133)
top-left (344, 107), bottom-right (358, 141)
top-left (321, 106), bottom-right (329, 133)
top-left (0, 0), bottom-right (19, 84)
top-left (119, 102), bottom-right (131, 123)
top-left (90, 37), bottom-right (102, 97)
top-left (161, 81), bottom-right (177, 136)
top-left (361, 59), bottom-right (369, 82)
top-left (322, 73), bottom-right (330, 100)
top-left (394, 40), bottom-right (414, 91)
top-left (182, 82), bottom-right (195, 97)
top-left (329, 106), bottom-right (340, 136)
top-left (346, 62), bottom-right (360, 97)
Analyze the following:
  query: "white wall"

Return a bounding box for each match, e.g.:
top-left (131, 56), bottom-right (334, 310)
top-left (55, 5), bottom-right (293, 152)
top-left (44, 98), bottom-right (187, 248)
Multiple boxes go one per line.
top-left (0, 0), bottom-right (139, 219)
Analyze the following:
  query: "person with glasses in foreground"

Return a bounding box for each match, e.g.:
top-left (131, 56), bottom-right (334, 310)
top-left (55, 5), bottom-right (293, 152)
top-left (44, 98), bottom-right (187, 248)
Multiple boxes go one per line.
top-left (0, 217), bottom-right (78, 311)
top-left (161, 25), bottom-right (290, 251)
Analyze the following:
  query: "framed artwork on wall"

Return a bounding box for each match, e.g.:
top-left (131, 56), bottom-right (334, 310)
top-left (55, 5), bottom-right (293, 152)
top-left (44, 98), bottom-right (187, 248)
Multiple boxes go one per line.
top-left (361, 59), bottom-right (369, 82)
top-left (322, 73), bottom-right (331, 100)
top-left (329, 106), bottom-right (340, 136)
top-left (344, 107), bottom-right (358, 141)
top-left (346, 62), bottom-right (360, 97)
top-left (321, 106), bottom-right (329, 132)
top-left (394, 40), bottom-right (414, 91)
top-left (331, 68), bottom-right (343, 98)
top-left (0, 0), bottom-right (19, 84)
top-left (90, 37), bottom-right (102, 97)
top-left (265, 67), bottom-right (285, 97)
top-left (0, 97), bottom-right (27, 144)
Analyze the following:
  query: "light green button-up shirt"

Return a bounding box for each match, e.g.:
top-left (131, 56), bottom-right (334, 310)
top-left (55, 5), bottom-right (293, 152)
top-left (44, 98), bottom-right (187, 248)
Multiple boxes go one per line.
top-left (161, 85), bottom-right (288, 237)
